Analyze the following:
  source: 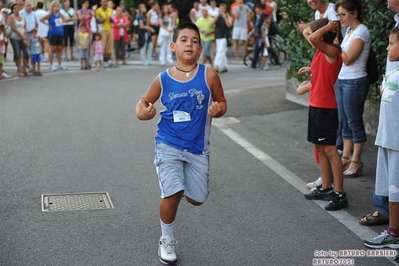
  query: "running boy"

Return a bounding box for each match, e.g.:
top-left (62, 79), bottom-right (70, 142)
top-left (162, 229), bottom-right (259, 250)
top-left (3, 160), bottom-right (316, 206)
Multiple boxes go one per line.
top-left (363, 26), bottom-right (399, 249)
top-left (300, 18), bottom-right (347, 211)
top-left (78, 24), bottom-right (90, 70)
top-left (29, 29), bottom-right (43, 76)
top-left (135, 22), bottom-right (227, 265)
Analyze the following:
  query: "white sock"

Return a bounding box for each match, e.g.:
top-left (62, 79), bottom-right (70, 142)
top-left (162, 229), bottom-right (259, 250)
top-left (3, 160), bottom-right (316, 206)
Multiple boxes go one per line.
top-left (44, 53), bottom-right (48, 59)
top-left (160, 219), bottom-right (175, 240)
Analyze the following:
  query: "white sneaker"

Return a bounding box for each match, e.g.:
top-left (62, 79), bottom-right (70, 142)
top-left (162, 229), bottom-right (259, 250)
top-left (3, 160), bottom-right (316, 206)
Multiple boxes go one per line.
top-left (158, 235), bottom-right (178, 265)
top-left (49, 65), bottom-right (58, 71)
top-left (58, 65), bottom-right (68, 71)
top-left (307, 177), bottom-right (322, 189)
top-left (262, 64), bottom-right (270, 71)
top-left (2, 72), bottom-right (11, 79)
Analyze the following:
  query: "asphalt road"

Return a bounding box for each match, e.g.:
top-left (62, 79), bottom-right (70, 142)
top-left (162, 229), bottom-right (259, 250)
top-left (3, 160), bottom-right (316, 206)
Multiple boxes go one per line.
top-left (0, 58), bottom-right (397, 266)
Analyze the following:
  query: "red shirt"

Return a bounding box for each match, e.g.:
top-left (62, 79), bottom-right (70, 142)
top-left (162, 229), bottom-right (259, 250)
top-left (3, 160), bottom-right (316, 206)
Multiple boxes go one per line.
top-left (309, 47), bottom-right (342, 108)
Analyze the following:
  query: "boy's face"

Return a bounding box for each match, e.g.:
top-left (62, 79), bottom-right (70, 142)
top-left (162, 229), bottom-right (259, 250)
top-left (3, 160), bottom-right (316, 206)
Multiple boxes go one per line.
top-left (32, 31), bottom-right (37, 38)
top-left (81, 26), bottom-right (86, 32)
top-left (171, 29), bottom-right (202, 62)
top-left (387, 33), bottom-right (399, 62)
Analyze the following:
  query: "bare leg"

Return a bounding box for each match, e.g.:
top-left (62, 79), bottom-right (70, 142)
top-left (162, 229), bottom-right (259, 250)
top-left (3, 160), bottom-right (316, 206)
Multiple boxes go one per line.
top-left (56, 46), bottom-right (62, 65)
top-left (70, 46), bottom-right (74, 60)
top-left (316, 145), bottom-right (334, 189)
top-left (325, 145), bottom-right (344, 193)
top-left (346, 142), bottom-right (365, 172)
top-left (241, 40), bottom-right (247, 62)
top-left (159, 191), bottom-right (184, 224)
top-left (389, 202), bottom-right (399, 230)
top-left (49, 46), bottom-right (55, 65)
top-left (233, 39), bottom-right (239, 60)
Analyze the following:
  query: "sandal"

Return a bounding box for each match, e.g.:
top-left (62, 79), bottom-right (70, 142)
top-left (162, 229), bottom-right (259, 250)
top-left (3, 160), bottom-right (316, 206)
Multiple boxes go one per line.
top-left (343, 161), bottom-right (363, 178)
top-left (359, 209), bottom-right (389, 226)
top-left (342, 156), bottom-right (350, 171)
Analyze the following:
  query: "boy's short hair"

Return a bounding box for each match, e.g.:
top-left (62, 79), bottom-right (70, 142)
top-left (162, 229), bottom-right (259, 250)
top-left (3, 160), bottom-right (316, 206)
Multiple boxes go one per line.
top-left (80, 24), bottom-right (86, 28)
top-left (309, 18), bottom-right (336, 45)
top-left (31, 28), bottom-right (37, 33)
top-left (390, 26), bottom-right (399, 42)
top-left (261, 13), bottom-right (269, 21)
top-left (172, 22), bottom-right (201, 44)
top-left (255, 3), bottom-right (265, 10)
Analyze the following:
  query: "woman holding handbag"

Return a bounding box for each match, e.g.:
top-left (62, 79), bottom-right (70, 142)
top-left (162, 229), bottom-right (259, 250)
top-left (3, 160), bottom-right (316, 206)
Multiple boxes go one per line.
top-left (213, 3), bottom-right (233, 73)
top-left (112, 6), bottom-right (129, 66)
top-left (157, 4), bottom-right (174, 66)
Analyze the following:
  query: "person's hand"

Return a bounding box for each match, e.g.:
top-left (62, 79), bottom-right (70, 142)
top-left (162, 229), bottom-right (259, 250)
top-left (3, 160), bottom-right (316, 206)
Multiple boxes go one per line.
top-left (137, 97), bottom-right (156, 119)
top-left (297, 21), bottom-right (307, 32)
top-left (327, 19), bottom-right (339, 33)
top-left (208, 101), bottom-right (222, 117)
top-left (298, 67), bottom-right (311, 74)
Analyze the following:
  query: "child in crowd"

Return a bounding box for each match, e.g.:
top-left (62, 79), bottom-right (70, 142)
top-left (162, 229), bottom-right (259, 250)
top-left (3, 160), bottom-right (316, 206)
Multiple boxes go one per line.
top-left (29, 29), bottom-right (43, 76)
top-left (92, 32), bottom-right (104, 69)
top-left (135, 22), bottom-right (227, 265)
top-left (260, 14), bottom-right (271, 70)
top-left (300, 18), bottom-right (347, 211)
top-left (0, 22), bottom-right (6, 80)
top-left (78, 24), bottom-right (90, 70)
top-left (363, 26), bottom-right (399, 249)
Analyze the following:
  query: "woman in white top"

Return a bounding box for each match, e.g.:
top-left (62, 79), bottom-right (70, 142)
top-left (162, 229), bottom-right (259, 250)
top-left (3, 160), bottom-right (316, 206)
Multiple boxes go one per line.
top-left (157, 4), bottom-right (174, 66)
top-left (208, 0), bottom-right (219, 18)
top-left (8, 3), bottom-right (30, 76)
top-left (61, 0), bottom-right (77, 60)
top-left (147, 1), bottom-right (160, 58)
top-left (335, 0), bottom-right (370, 177)
top-left (190, 2), bottom-right (202, 23)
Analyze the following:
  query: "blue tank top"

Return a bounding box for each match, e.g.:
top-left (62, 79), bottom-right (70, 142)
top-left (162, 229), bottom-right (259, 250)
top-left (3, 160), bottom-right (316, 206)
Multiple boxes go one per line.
top-left (156, 64), bottom-right (212, 154)
top-left (48, 12), bottom-right (64, 36)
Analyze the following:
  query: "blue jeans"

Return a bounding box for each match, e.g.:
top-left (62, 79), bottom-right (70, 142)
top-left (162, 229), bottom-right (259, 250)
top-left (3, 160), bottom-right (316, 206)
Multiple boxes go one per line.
top-left (10, 38), bottom-right (29, 61)
top-left (140, 33), bottom-right (152, 65)
top-left (337, 77), bottom-right (369, 143)
top-left (373, 189), bottom-right (389, 219)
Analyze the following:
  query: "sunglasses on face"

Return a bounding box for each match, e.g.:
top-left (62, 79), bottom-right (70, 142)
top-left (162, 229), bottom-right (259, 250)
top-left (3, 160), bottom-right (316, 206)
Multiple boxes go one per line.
top-left (336, 11), bottom-right (353, 18)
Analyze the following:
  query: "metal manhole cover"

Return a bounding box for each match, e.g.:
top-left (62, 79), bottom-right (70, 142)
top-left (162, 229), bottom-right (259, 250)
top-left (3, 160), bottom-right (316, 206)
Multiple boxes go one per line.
top-left (41, 192), bottom-right (114, 212)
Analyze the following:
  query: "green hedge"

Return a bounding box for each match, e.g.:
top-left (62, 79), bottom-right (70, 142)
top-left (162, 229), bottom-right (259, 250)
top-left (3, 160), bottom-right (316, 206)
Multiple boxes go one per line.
top-left (279, 0), bottom-right (395, 102)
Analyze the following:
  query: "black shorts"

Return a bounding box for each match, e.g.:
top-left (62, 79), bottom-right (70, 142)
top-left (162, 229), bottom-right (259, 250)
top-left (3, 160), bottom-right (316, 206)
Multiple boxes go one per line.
top-left (48, 35), bottom-right (64, 46)
top-left (307, 106), bottom-right (338, 145)
top-left (63, 25), bottom-right (75, 47)
top-left (150, 25), bottom-right (159, 36)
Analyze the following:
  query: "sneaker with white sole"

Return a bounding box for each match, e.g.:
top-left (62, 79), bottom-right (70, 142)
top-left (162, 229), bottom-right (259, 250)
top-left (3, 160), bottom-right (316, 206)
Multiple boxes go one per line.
top-left (364, 231), bottom-right (399, 249)
top-left (158, 235), bottom-right (178, 265)
top-left (49, 65), bottom-right (58, 71)
top-left (2, 72), bottom-right (11, 79)
top-left (307, 177), bottom-right (322, 189)
top-left (58, 65), bottom-right (68, 71)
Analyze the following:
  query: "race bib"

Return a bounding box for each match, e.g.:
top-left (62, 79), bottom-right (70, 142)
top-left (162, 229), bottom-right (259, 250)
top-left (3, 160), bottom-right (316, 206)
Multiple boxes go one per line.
top-left (173, 111), bottom-right (191, 123)
top-left (55, 17), bottom-right (63, 27)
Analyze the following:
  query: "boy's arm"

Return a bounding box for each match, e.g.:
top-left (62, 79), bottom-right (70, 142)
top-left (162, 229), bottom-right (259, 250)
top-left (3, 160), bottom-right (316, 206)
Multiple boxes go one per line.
top-left (136, 76), bottom-right (162, 120)
top-left (206, 68), bottom-right (227, 118)
top-left (297, 80), bottom-right (310, 95)
top-left (307, 20), bottom-right (339, 62)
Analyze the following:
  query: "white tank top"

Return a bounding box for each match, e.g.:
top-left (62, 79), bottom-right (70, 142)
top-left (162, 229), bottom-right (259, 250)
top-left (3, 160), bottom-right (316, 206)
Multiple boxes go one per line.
top-left (148, 9), bottom-right (159, 25)
top-left (10, 14), bottom-right (25, 40)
